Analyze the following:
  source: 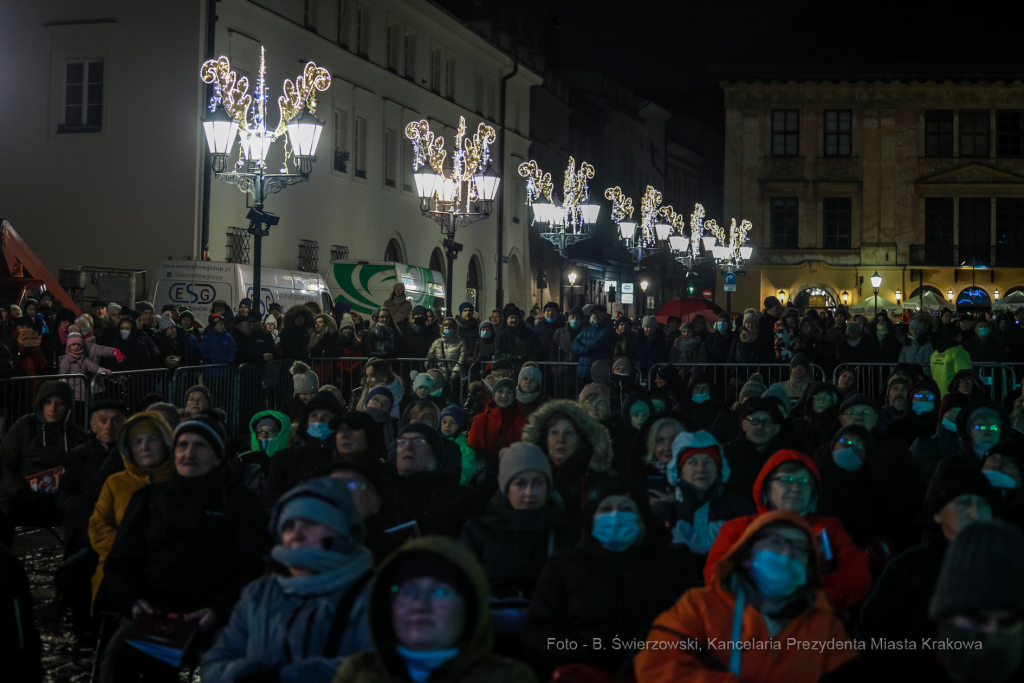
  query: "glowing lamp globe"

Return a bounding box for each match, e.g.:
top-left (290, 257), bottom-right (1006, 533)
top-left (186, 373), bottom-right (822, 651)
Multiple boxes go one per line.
top-left (473, 164), bottom-right (501, 202)
top-left (285, 108), bottom-right (325, 158)
top-left (654, 220), bottom-right (671, 242)
top-left (740, 246), bottom-right (753, 260)
top-left (618, 220), bottom-right (636, 241)
top-left (870, 271), bottom-right (882, 289)
top-left (414, 169), bottom-right (441, 200)
top-left (202, 107), bottom-right (239, 156)
top-left (240, 127), bottom-right (273, 163)
top-left (702, 236), bottom-right (717, 251)
top-left (669, 235), bottom-right (689, 252)
top-left (580, 202), bottom-right (601, 225)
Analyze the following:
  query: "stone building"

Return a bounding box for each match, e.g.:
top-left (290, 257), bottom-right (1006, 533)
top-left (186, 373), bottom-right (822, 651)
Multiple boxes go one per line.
top-left (716, 62), bottom-right (1024, 316)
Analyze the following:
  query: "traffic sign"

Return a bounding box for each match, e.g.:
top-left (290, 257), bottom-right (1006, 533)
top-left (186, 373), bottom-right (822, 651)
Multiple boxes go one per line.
top-left (723, 272), bottom-right (736, 285)
top-left (703, 288), bottom-right (713, 300)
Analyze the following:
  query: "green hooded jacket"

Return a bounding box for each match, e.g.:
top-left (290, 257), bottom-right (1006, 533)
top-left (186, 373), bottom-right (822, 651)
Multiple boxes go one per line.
top-left (233, 410), bottom-right (291, 504)
top-left (245, 410), bottom-right (292, 457)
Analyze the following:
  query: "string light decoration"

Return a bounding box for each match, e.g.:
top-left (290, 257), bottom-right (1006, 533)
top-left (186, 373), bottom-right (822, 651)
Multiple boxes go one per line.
top-left (405, 120), bottom-right (447, 174)
top-left (604, 186), bottom-right (635, 228)
top-left (519, 157), bottom-right (598, 255)
top-left (708, 217), bottom-right (754, 268)
top-left (517, 160), bottom-right (553, 204)
top-left (605, 185), bottom-right (686, 262)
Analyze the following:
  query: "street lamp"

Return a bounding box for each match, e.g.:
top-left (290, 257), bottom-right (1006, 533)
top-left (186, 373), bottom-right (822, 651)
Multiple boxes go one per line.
top-left (605, 185), bottom-right (689, 263)
top-left (200, 49), bottom-right (330, 312)
top-left (895, 288), bottom-right (902, 304)
top-left (995, 288), bottom-right (1001, 301)
top-left (640, 280), bottom-right (649, 318)
top-left (519, 157), bottom-right (599, 256)
top-left (406, 117), bottom-right (499, 313)
top-left (842, 291), bottom-right (849, 305)
top-left (947, 287), bottom-right (955, 302)
top-left (778, 290), bottom-right (786, 304)
top-left (567, 271), bottom-right (579, 307)
top-left (870, 271), bottom-right (882, 316)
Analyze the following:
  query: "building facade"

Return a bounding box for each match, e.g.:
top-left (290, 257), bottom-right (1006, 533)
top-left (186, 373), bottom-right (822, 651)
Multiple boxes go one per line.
top-left (0, 0), bottom-right (542, 314)
top-left (719, 67), bottom-right (1024, 316)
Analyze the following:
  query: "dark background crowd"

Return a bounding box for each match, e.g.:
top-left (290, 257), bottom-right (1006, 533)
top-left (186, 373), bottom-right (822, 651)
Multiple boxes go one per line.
top-left (3, 285), bottom-right (1024, 683)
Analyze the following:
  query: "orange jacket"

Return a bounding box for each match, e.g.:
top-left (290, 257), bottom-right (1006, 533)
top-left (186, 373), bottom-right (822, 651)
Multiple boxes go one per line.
top-left (635, 511), bottom-right (857, 683)
top-left (704, 450), bottom-right (871, 613)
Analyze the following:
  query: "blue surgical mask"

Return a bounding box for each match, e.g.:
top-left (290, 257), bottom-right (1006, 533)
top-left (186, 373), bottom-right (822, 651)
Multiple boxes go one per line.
top-left (443, 329), bottom-right (455, 336)
top-left (983, 469), bottom-right (1019, 489)
top-left (978, 327), bottom-right (991, 337)
top-left (569, 319), bottom-right (581, 329)
top-left (749, 549), bottom-right (807, 598)
top-left (480, 330), bottom-right (492, 338)
top-left (120, 330), bottom-right (130, 340)
top-left (973, 440), bottom-right (994, 458)
top-left (591, 511), bottom-right (640, 552)
top-left (832, 447), bottom-right (862, 471)
top-left (306, 422), bottom-right (332, 440)
top-left (912, 400), bottom-right (934, 415)
top-left (716, 322), bottom-right (728, 332)
top-left (942, 418), bottom-right (958, 432)
top-left (692, 392), bottom-right (711, 405)
top-left (545, 315), bottom-right (555, 323)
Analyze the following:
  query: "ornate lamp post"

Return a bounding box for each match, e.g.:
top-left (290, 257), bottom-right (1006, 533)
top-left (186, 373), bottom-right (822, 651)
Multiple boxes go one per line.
top-left (705, 216), bottom-right (753, 317)
top-left (605, 185), bottom-right (691, 263)
top-left (870, 271), bottom-right (883, 316)
top-left (405, 117), bottom-right (500, 314)
top-left (200, 48), bottom-right (331, 313)
top-left (519, 157), bottom-right (599, 256)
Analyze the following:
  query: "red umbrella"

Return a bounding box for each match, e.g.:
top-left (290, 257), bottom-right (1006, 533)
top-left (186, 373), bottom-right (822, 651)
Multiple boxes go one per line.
top-left (654, 297), bottom-right (725, 325)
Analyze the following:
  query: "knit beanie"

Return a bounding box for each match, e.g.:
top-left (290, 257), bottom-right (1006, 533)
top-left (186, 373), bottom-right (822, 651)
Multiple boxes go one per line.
top-left (789, 353), bottom-right (811, 371)
top-left (479, 321), bottom-right (495, 335)
top-left (66, 331), bottom-right (83, 347)
top-left (458, 302), bottom-right (474, 314)
top-left (738, 397), bottom-right (783, 424)
top-left (158, 314), bottom-right (176, 330)
top-left (925, 462), bottom-right (997, 517)
top-left (172, 413), bottom-right (227, 461)
top-left (413, 373), bottom-right (435, 392)
top-left (518, 365), bottom-right (542, 385)
top-left (493, 378), bottom-right (517, 395)
top-left (543, 302), bottom-right (561, 314)
top-left (107, 302), bottom-right (122, 315)
top-left (291, 361), bottom-right (319, 393)
top-left (272, 477), bottom-right (366, 549)
top-left (743, 309), bottom-right (759, 325)
top-left (762, 383), bottom-right (792, 418)
top-left (183, 384), bottom-right (211, 406)
top-left (929, 521), bottom-right (1024, 619)
top-left (578, 382), bottom-right (610, 404)
top-left (642, 316), bottom-right (657, 328)
top-left (366, 385), bottom-right (394, 406)
top-left (439, 404), bottom-right (466, 431)
top-left (568, 306), bottom-right (584, 317)
top-left (739, 373), bottom-right (767, 401)
top-left (339, 314), bottom-right (355, 330)
top-left (612, 357), bottom-right (633, 374)
top-left (668, 430), bottom-right (725, 486)
top-left (497, 442), bottom-right (553, 494)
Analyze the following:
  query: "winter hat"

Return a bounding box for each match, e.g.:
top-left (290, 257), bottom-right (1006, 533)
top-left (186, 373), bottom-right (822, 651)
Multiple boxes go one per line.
top-left (846, 322), bottom-right (862, 336)
top-left (739, 373), bottom-right (767, 401)
top-left (173, 412), bottom-right (227, 461)
top-left (365, 385), bottom-right (394, 406)
top-left (783, 307), bottom-right (800, 321)
top-left (318, 385), bottom-right (345, 405)
top-left (439, 404), bottom-right (466, 432)
top-left (497, 442), bottom-right (553, 494)
top-left (642, 316), bottom-right (657, 328)
top-left (929, 521), bottom-right (1024, 619)
top-left (939, 391), bottom-right (970, 418)
top-left (178, 308), bottom-right (195, 324)
top-left (502, 302), bottom-right (520, 319)
top-left (518, 365), bottom-right (542, 385)
top-left (743, 310), bottom-right (759, 325)
top-left (339, 314), bottom-right (355, 330)
top-left (231, 314), bottom-right (249, 327)
top-left (158, 315), bottom-right (175, 330)
top-left (668, 430), bottom-right (727, 486)
top-left (909, 317), bottom-right (928, 333)
top-left (458, 302), bottom-right (474, 314)
top-left (834, 305), bottom-right (848, 318)
top-left (762, 383), bottom-right (792, 418)
top-left (66, 331), bottom-right (83, 347)
top-left (391, 550), bottom-right (475, 606)
top-left (840, 393), bottom-right (878, 414)
top-left (413, 373), bottom-right (435, 392)
top-left (568, 306), bottom-right (584, 317)
top-left (74, 314), bottom-right (92, 335)
top-left (396, 423), bottom-right (445, 458)
top-left (255, 416), bottom-right (281, 433)
top-left (117, 412), bottom-right (174, 462)
top-left (763, 296), bottom-right (782, 309)
top-left (106, 302), bottom-right (122, 317)
top-left (789, 353), bottom-right (811, 371)
top-left (290, 361), bottom-right (319, 394)
top-left (578, 382), bottom-right (610, 404)
top-left (183, 385), bottom-right (211, 406)
top-left (582, 304), bottom-right (595, 318)
top-left (739, 397), bottom-right (783, 425)
top-left (239, 298), bottom-right (253, 308)
top-left (489, 359), bottom-right (513, 373)
top-left (612, 356), bottom-right (632, 375)
top-left (272, 477), bottom-right (365, 549)
top-left (479, 321), bottom-right (495, 335)
top-left (543, 302), bottom-right (561, 314)
top-left (681, 322), bottom-right (696, 332)
top-left (493, 378), bottom-right (517, 395)
top-left (925, 462), bottom-right (998, 517)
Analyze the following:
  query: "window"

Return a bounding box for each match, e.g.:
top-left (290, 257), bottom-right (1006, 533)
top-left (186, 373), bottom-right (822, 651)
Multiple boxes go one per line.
top-left (403, 31), bottom-right (415, 79)
top-left (303, 0), bottom-right (317, 31)
top-left (384, 128), bottom-right (397, 188)
top-left (336, 0), bottom-right (347, 46)
top-left (445, 53), bottom-right (456, 100)
top-left (997, 111), bottom-right (1024, 157)
top-left (333, 110), bottom-right (348, 173)
top-left (59, 60), bottom-right (103, 133)
top-left (925, 198), bottom-right (954, 246)
top-left (430, 46), bottom-right (442, 93)
top-left (823, 198), bottom-right (852, 249)
top-left (355, 6), bottom-right (368, 57)
top-left (384, 239), bottom-right (400, 262)
top-left (354, 116), bottom-right (367, 179)
top-left (959, 111), bottom-right (990, 157)
top-left (925, 110), bottom-right (953, 157)
top-left (824, 110), bottom-right (851, 157)
top-left (959, 198), bottom-right (991, 247)
top-left (386, 21), bottom-right (398, 72)
top-left (403, 139), bottom-right (413, 192)
top-left (486, 79), bottom-right (496, 119)
top-left (770, 198), bottom-right (798, 248)
top-left (771, 110), bottom-right (799, 156)
top-left (997, 198), bottom-right (1024, 248)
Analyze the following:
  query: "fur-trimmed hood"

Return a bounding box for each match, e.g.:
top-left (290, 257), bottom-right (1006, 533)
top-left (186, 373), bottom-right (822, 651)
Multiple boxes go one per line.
top-left (519, 399), bottom-right (613, 473)
top-left (282, 304), bottom-right (315, 330)
top-left (307, 313), bottom-right (338, 350)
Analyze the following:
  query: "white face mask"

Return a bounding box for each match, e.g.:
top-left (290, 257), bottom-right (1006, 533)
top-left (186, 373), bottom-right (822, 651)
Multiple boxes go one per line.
top-left (120, 330), bottom-right (130, 340)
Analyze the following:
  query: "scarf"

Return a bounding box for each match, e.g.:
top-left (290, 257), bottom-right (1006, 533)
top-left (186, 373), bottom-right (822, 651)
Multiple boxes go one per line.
top-left (739, 328), bottom-right (758, 343)
top-left (397, 646), bottom-right (460, 683)
top-left (372, 324), bottom-right (397, 353)
top-left (271, 545), bottom-right (374, 596)
top-left (675, 337), bottom-right (704, 355)
top-left (387, 377), bottom-right (404, 418)
top-left (65, 346), bottom-right (84, 360)
top-left (58, 326), bottom-right (69, 345)
top-left (516, 388), bottom-right (540, 404)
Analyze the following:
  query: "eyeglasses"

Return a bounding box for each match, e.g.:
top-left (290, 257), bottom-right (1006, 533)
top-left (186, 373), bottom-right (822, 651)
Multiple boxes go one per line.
top-left (391, 584), bottom-right (458, 603)
top-left (758, 533), bottom-right (810, 558)
top-left (972, 425), bottom-right (1000, 432)
top-left (812, 395), bottom-right (834, 404)
top-left (343, 480), bottom-right (368, 492)
top-left (256, 428), bottom-right (279, 438)
top-left (913, 393), bottom-right (936, 401)
top-left (396, 437), bottom-right (429, 448)
top-left (743, 417), bottom-right (774, 427)
top-left (836, 438), bottom-right (862, 449)
top-left (841, 409), bottom-right (874, 417)
top-left (772, 475), bottom-right (814, 488)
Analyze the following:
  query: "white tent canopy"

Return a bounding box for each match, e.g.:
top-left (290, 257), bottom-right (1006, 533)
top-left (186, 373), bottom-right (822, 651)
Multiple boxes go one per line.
top-left (849, 295), bottom-right (902, 314)
top-left (993, 290), bottom-right (1024, 311)
top-left (903, 290), bottom-right (949, 311)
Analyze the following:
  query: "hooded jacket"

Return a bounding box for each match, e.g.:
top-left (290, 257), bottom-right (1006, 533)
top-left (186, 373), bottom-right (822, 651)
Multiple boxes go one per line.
top-left (104, 326), bottom-right (159, 370)
top-left (571, 317), bottom-right (615, 379)
top-left (281, 305), bottom-right (313, 361)
top-left (334, 537), bottom-right (537, 683)
top-left (519, 400), bottom-right (613, 518)
top-left (308, 314), bottom-right (340, 358)
top-left (0, 381), bottom-right (88, 525)
top-left (88, 414), bottom-right (177, 603)
top-left (898, 328), bottom-right (933, 371)
top-left (155, 326), bottom-right (202, 366)
top-left (812, 430), bottom-right (895, 545)
top-left (467, 399), bottom-right (531, 459)
top-left (789, 382), bottom-right (843, 455)
top-left (231, 410), bottom-right (292, 502)
top-left (263, 394), bottom-right (345, 507)
top-left (608, 393), bottom-right (656, 473)
top-left (56, 434), bottom-right (123, 554)
top-left (58, 342), bottom-right (117, 402)
top-left (201, 478), bottom-right (374, 683)
top-left (550, 322), bottom-right (581, 363)
top-left (636, 511), bottom-right (857, 682)
top-left (952, 398), bottom-right (1011, 466)
top-left (380, 294), bottom-right (412, 329)
top-left (704, 450), bottom-right (872, 613)
top-left (532, 314), bottom-right (565, 360)
top-left (929, 343), bottom-right (972, 397)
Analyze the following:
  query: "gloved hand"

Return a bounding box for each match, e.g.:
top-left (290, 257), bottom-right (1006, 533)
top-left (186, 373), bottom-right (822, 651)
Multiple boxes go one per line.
top-left (112, 349), bottom-right (126, 362)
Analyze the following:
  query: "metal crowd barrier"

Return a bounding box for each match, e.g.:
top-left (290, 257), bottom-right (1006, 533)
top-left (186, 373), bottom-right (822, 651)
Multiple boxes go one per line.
top-left (0, 373), bottom-right (90, 437)
top-left (647, 362), bottom-right (827, 406)
top-left (92, 368), bottom-right (172, 412)
top-left (833, 362), bottom-right (1018, 401)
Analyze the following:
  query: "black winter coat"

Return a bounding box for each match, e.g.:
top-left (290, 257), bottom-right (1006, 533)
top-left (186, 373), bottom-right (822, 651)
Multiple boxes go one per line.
top-left (626, 330), bottom-right (671, 375)
top-left (399, 325), bottom-right (437, 358)
top-left (104, 328), bottom-right (159, 370)
top-left (727, 336), bottom-right (762, 364)
top-left (154, 329), bottom-right (201, 366)
top-left (280, 326), bottom-right (311, 361)
top-left (855, 538), bottom-right (947, 641)
top-left (103, 468), bottom-right (269, 621)
top-left (236, 329), bottom-right (277, 363)
top-left (723, 437), bottom-right (778, 504)
top-left (0, 544), bottom-right (41, 683)
top-left (493, 325), bottom-right (541, 365)
top-left (523, 533), bottom-right (703, 673)
top-left (813, 447), bottom-right (894, 544)
top-left (705, 329), bottom-right (733, 363)
top-left (377, 469), bottom-right (477, 538)
top-left (261, 436), bottom-right (338, 507)
top-left (460, 496), bottom-right (579, 598)
top-left (54, 437), bottom-right (123, 552)
top-left (532, 317), bottom-right (566, 361)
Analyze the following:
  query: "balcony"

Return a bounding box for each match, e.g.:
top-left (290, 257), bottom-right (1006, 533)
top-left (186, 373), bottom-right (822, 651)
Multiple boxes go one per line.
top-left (909, 244), bottom-right (1024, 267)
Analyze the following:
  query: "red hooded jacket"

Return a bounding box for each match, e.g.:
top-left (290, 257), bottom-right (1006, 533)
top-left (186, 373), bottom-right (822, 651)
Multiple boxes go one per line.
top-left (467, 400), bottom-right (530, 457)
top-left (703, 450), bottom-right (871, 613)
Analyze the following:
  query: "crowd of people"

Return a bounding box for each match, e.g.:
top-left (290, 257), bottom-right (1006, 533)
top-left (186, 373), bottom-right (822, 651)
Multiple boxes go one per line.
top-left (2, 287), bottom-right (1024, 682)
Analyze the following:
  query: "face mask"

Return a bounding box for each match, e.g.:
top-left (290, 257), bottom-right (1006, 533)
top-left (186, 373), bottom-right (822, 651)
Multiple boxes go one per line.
top-left (937, 623), bottom-right (1024, 683)
top-left (973, 440), bottom-right (995, 458)
top-left (912, 400), bottom-right (934, 415)
top-left (590, 316), bottom-right (597, 324)
top-left (120, 330), bottom-right (130, 340)
top-left (692, 392), bottom-right (710, 404)
top-left (258, 438), bottom-right (271, 452)
top-left (306, 422), bottom-right (332, 441)
top-left (569, 319), bottom-right (581, 329)
top-left (749, 549), bottom-right (807, 598)
top-left (716, 322), bottom-right (728, 332)
top-left (847, 337), bottom-right (861, 346)
top-left (942, 418), bottom-right (958, 432)
top-left (591, 511), bottom-right (640, 552)
top-left (544, 315), bottom-right (555, 323)
top-left (443, 329), bottom-right (455, 336)
top-left (978, 327), bottom-right (991, 337)
top-left (832, 448), bottom-right (862, 471)
top-left (983, 469), bottom-right (1019, 489)
top-left (480, 330), bottom-right (492, 338)
top-left (876, 328), bottom-right (888, 340)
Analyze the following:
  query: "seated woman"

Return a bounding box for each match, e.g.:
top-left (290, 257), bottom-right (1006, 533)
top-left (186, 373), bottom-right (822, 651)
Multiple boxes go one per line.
top-left (88, 412), bottom-right (177, 608)
top-left (349, 359), bottom-right (404, 417)
top-left (515, 363), bottom-right (551, 416)
top-left (636, 414), bottom-right (688, 478)
top-left (334, 537), bottom-right (537, 683)
top-left (636, 511), bottom-right (857, 681)
top-left (200, 478), bottom-right (374, 683)
top-left (651, 430), bottom-right (756, 556)
top-left (522, 477), bottom-right (702, 680)
top-left (704, 450), bottom-right (872, 614)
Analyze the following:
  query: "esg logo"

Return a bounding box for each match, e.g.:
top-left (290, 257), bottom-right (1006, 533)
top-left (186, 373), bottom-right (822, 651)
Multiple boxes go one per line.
top-left (169, 283), bottom-right (217, 304)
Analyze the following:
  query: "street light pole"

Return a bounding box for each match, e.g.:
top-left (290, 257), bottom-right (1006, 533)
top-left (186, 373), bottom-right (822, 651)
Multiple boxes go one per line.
top-left (871, 271), bottom-right (882, 317)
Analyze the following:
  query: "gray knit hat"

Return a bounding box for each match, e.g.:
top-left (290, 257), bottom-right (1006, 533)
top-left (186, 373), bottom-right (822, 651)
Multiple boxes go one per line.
top-left (739, 373), bottom-right (767, 401)
top-left (743, 309), bottom-right (759, 325)
top-left (642, 316), bottom-right (657, 328)
top-left (762, 383), bottom-right (792, 418)
top-left (290, 361), bottom-right (319, 394)
top-left (929, 520), bottom-right (1024, 619)
top-left (498, 442), bottom-right (553, 495)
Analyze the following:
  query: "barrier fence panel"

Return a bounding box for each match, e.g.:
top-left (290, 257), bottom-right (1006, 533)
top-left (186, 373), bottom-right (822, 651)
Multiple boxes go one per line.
top-left (171, 364), bottom-right (239, 431)
top-left (832, 362), bottom-right (1017, 402)
top-left (647, 363), bottom-right (826, 406)
top-left (0, 373), bottom-right (90, 437)
top-left (92, 368), bottom-right (172, 412)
